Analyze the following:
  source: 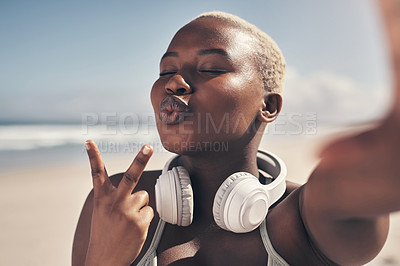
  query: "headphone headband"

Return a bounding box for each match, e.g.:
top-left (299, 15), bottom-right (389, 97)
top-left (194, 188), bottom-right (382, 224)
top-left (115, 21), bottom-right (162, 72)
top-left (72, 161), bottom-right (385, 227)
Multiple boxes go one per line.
top-left (256, 150), bottom-right (287, 205)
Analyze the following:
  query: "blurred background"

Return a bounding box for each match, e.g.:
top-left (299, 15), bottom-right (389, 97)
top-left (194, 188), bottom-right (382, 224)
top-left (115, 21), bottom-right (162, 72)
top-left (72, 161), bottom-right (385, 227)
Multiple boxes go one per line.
top-left (0, 0), bottom-right (398, 265)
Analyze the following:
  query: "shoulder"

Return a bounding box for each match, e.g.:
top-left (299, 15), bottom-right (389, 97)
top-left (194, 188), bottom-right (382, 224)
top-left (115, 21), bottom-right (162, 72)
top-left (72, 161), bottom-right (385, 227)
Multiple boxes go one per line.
top-left (267, 180), bottom-right (300, 209)
top-left (280, 180), bottom-right (300, 202)
top-left (266, 183), bottom-right (336, 265)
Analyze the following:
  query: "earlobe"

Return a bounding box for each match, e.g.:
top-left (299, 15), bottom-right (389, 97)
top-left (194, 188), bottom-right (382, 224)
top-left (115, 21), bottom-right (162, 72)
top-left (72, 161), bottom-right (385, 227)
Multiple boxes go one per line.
top-left (257, 93), bottom-right (282, 123)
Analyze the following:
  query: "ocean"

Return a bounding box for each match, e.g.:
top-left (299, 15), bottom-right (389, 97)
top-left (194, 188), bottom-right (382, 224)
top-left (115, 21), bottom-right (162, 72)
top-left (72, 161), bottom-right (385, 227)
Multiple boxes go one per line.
top-left (0, 123), bottom-right (163, 171)
top-left (0, 118), bottom-right (346, 172)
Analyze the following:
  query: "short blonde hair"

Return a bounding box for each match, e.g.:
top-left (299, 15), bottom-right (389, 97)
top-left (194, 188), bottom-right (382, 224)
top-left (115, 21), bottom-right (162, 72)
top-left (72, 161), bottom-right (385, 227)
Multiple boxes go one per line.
top-left (193, 11), bottom-right (286, 93)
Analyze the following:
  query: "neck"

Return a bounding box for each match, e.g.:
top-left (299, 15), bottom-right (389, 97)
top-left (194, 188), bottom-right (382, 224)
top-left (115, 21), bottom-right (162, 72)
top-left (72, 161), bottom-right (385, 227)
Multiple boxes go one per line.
top-left (179, 143), bottom-right (260, 225)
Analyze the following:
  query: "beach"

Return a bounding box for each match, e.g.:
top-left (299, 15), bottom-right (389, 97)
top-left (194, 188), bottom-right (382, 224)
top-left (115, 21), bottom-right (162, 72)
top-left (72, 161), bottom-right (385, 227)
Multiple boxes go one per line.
top-left (0, 126), bottom-right (399, 265)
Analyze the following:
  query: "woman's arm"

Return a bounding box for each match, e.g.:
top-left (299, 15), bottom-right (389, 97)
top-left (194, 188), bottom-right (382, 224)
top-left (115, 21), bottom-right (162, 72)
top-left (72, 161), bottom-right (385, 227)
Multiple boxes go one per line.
top-left (72, 190), bottom-right (94, 266)
top-left (300, 0), bottom-right (400, 264)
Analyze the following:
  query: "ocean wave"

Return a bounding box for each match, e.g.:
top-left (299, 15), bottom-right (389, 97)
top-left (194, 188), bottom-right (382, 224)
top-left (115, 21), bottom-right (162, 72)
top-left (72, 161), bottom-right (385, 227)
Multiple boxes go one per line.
top-left (0, 124), bottom-right (160, 151)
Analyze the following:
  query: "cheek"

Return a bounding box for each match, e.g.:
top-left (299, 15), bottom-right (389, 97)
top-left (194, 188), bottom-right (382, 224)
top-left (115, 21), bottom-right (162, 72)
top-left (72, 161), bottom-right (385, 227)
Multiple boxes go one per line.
top-left (150, 80), bottom-right (163, 112)
top-left (195, 77), bottom-right (261, 137)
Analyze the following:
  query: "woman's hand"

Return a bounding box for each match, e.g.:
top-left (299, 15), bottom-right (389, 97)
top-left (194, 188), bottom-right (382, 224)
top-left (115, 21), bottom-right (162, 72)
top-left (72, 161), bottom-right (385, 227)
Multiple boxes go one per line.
top-left (84, 140), bottom-right (154, 266)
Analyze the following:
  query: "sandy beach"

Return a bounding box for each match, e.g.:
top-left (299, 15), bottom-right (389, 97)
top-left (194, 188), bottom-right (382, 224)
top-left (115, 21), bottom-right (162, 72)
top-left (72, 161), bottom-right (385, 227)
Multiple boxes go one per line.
top-left (0, 129), bottom-right (399, 266)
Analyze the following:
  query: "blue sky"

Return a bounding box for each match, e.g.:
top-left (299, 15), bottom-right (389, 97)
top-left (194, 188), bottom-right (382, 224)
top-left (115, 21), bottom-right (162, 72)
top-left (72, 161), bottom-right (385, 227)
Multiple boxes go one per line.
top-left (0, 0), bottom-right (392, 124)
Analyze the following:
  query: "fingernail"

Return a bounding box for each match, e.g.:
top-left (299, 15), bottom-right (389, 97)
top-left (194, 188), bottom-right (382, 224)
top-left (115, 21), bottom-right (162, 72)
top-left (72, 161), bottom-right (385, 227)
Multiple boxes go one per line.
top-left (85, 141), bottom-right (91, 151)
top-left (142, 145), bottom-right (151, 155)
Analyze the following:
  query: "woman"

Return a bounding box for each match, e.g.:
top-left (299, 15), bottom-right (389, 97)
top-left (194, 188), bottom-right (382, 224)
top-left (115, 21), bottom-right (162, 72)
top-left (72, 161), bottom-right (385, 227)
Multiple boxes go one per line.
top-left (73, 1), bottom-right (400, 265)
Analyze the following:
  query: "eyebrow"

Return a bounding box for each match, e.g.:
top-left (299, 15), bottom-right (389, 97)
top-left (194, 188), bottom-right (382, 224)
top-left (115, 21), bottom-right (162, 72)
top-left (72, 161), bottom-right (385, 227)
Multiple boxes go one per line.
top-left (160, 48), bottom-right (231, 61)
top-left (198, 48), bottom-right (230, 59)
top-left (161, 51), bottom-right (178, 60)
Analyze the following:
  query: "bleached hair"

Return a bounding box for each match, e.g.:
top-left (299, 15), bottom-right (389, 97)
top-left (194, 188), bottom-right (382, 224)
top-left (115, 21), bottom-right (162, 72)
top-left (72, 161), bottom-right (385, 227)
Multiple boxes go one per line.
top-left (193, 11), bottom-right (286, 93)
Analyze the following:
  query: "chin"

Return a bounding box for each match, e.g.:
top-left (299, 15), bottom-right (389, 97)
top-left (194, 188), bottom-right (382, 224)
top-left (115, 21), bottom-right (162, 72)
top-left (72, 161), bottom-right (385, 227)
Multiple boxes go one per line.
top-left (160, 137), bottom-right (231, 155)
top-left (158, 131), bottom-right (190, 154)
top-left (156, 121), bottom-right (235, 154)
top-left (161, 140), bottom-right (188, 154)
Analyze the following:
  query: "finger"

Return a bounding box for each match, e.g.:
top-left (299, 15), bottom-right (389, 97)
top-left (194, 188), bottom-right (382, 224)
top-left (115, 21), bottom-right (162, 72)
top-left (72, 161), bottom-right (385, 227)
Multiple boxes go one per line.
top-left (131, 190), bottom-right (150, 210)
top-left (139, 205), bottom-right (154, 224)
top-left (117, 145), bottom-right (153, 199)
top-left (86, 140), bottom-right (110, 196)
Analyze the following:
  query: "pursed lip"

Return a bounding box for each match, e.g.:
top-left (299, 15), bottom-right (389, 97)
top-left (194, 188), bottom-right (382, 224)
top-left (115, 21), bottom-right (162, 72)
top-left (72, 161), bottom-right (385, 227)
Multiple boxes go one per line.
top-left (159, 96), bottom-right (191, 125)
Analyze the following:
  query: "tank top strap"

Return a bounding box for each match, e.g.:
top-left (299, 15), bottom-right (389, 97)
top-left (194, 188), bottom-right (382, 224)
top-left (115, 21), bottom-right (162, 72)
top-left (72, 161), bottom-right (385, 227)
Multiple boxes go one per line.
top-left (136, 219), bottom-right (166, 266)
top-left (260, 219), bottom-right (290, 266)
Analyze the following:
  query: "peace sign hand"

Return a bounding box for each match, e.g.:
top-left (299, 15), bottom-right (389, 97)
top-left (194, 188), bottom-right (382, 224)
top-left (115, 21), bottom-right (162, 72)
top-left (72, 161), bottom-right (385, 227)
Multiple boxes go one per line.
top-left (84, 140), bottom-right (154, 266)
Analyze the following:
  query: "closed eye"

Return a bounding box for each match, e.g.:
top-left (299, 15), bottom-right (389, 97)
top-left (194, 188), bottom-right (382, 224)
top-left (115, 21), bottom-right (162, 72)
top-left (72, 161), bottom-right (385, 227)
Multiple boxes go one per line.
top-left (199, 69), bottom-right (227, 75)
top-left (159, 71), bottom-right (177, 77)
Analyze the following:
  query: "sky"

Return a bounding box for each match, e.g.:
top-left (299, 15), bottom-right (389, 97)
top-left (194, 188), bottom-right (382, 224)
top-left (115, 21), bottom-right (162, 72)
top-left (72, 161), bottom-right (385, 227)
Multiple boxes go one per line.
top-left (0, 0), bottom-right (393, 125)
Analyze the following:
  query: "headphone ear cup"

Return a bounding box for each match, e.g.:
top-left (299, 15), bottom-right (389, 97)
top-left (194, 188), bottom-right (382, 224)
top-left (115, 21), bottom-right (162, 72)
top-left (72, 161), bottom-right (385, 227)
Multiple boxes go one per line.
top-left (155, 166), bottom-right (193, 226)
top-left (174, 166), bottom-right (194, 226)
top-left (213, 172), bottom-right (245, 230)
top-left (213, 172), bottom-right (269, 233)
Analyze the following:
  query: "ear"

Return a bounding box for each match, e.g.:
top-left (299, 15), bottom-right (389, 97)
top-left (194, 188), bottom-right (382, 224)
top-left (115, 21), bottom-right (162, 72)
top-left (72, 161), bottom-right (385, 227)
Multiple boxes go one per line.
top-left (257, 93), bottom-right (282, 123)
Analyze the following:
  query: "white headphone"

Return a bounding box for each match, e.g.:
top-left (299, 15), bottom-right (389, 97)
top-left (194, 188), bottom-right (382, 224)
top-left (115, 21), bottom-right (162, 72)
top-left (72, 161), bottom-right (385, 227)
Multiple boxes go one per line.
top-left (155, 150), bottom-right (287, 233)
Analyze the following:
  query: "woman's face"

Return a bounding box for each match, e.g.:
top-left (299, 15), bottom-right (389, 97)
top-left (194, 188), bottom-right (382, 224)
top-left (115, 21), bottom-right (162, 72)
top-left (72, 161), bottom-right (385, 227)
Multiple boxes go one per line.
top-left (150, 18), bottom-right (265, 154)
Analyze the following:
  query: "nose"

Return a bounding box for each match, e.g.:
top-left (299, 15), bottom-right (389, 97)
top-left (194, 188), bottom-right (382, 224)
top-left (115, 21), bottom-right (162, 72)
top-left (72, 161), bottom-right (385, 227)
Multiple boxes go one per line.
top-left (165, 74), bottom-right (192, 95)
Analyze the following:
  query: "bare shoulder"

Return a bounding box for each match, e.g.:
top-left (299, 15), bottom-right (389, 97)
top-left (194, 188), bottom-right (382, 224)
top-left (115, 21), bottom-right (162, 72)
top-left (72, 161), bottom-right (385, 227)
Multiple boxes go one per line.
top-left (268, 180), bottom-right (300, 208)
top-left (266, 183), bottom-right (336, 265)
top-left (282, 181), bottom-right (300, 199)
top-left (72, 170), bottom-right (162, 266)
